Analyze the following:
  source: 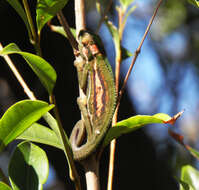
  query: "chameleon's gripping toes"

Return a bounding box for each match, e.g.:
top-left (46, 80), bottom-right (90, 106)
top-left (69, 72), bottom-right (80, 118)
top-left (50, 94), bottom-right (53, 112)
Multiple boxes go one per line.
top-left (69, 30), bottom-right (116, 161)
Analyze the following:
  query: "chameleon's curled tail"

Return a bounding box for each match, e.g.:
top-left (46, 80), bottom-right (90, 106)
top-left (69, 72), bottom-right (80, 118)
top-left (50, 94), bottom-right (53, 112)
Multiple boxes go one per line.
top-left (70, 119), bottom-right (111, 161)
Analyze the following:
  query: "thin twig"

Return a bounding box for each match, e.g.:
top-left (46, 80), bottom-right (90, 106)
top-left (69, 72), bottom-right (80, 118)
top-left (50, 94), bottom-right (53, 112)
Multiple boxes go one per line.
top-left (107, 6), bottom-right (124, 190)
top-left (118, 0), bottom-right (163, 106)
top-left (22, 0), bottom-right (37, 42)
top-left (57, 11), bottom-right (79, 51)
top-left (0, 43), bottom-right (36, 100)
top-left (22, 0), bottom-right (41, 55)
top-left (107, 109), bottom-right (118, 190)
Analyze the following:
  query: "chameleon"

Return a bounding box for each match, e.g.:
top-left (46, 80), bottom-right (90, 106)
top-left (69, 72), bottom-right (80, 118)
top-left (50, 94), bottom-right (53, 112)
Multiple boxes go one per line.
top-left (69, 30), bottom-right (116, 161)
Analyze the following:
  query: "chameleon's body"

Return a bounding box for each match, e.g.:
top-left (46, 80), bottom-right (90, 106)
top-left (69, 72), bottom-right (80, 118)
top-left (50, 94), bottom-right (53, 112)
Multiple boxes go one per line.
top-left (69, 30), bottom-right (116, 161)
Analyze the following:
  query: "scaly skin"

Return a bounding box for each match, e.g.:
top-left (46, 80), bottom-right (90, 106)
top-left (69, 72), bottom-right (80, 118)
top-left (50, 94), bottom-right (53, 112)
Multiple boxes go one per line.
top-left (69, 31), bottom-right (116, 161)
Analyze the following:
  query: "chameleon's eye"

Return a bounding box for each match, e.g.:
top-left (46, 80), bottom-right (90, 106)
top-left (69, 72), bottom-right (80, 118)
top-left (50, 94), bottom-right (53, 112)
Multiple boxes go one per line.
top-left (79, 30), bottom-right (94, 46)
top-left (82, 34), bottom-right (94, 46)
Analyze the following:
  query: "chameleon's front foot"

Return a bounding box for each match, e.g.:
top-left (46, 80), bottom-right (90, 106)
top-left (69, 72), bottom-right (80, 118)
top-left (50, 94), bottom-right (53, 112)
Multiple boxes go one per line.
top-left (77, 97), bottom-right (92, 138)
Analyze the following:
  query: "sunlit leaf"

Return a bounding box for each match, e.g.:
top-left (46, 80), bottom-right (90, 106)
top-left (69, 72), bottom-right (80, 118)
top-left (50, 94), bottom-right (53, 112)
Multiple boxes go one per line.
top-left (0, 43), bottom-right (57, 94)
top-left (0, 182), bottom-right (12, 190)
top-left (36, 0), bottom-right (69, 34)
top-left (105, 19), bottom-right (133, 61)
top-left (17, 123), bottom-right (63, 150)
top-left (49, 25), bottom-right (76, 39)
top-left (103, 113), bottom-right (174, 147)
top-left (180, 165), bottom-right (199, 190)
top-left (0, 100), bottom-right (54, 151)
top-left (9, 141), bottom-right (49, 190)
top-left (188, 0), bottom-right (199, 8)
top-left (5, 0), bottom-right (31, 37)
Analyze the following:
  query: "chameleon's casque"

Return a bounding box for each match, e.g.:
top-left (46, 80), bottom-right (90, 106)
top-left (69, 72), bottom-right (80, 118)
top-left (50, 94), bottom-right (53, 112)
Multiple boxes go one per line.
top-left (70, 30), bottom-right (116, 161)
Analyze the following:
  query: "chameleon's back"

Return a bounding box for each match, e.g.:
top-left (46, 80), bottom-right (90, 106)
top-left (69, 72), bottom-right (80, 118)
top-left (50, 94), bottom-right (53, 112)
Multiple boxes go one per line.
top-left (87, 55), bottom-right (116, 136)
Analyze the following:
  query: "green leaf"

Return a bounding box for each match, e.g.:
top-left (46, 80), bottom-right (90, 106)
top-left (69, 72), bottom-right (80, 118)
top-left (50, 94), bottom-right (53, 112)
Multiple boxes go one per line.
top-left (103, 113), bottom-right (172, 147)
top-left (120, 0), bottom-right (135, 9)
top-left (105, 17), bottom-right (134, 61)
top-left (0, 182), bottom-right (12, 190)
top-left (0, 43), bottom-right (57, 94)
top-left (5, 0), bottom-right (31, 37)
top-left (17, 123), bottom-right (63, 150)
top-left (9, 141), bottom-right (49, 190)
top-left (180, 165), bottom-right (199, 190)
top-left (49, 25), bottom-right (76, 39)
top-left (36, 0), bottom-right (69, 34)
top-left (188, 0), bottom-right (199, 8)
top-left (0, 100), bottom-right (54, 151)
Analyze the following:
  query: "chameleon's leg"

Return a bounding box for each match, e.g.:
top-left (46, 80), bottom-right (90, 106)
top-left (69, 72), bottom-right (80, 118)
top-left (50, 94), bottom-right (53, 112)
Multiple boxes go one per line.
top-left (77, 97), bottom-right (93, 140)
top-left (74, 55), bottom-right (93, 139)
top-left (74, 56), bottom-right (89, 90)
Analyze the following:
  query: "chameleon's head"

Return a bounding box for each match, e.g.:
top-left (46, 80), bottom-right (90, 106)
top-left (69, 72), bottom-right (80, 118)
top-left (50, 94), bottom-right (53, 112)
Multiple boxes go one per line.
top-left (78, 30), bottom-right (95, 47)
top-left (78, 30), bottom-right (106, 57)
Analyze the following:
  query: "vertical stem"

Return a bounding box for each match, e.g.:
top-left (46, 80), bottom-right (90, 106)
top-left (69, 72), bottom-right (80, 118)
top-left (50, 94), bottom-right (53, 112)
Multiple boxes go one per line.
top-left (75, 0), bottom-right (86, 35)
top-left (107, 116), bottom-right (117, 190)
top-left (107, 7), bottom-right (124, 190)
top-left (81, 155), bottom-right (100, 190)
top-left (74, 1), bottom-right (101, 190)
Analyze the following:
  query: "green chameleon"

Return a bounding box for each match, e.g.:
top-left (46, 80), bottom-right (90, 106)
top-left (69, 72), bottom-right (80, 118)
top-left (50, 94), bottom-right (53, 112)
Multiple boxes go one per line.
top-left (69, 30), bottom-right (116, 161)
